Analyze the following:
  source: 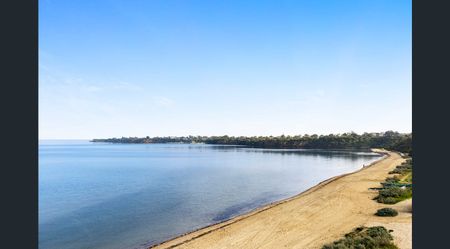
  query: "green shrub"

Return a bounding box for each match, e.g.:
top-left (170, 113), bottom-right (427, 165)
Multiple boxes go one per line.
top-left (322, 226), bottom-right (398, 249)
top-left (389, 161), bottom-right (412, 175)
top-left (376, 197), bottom-right (398, 204)
top-left (384, 176), bottom-right (400, 183)
top-left (379, 187), bottom-right (408, 197)
top-left (376, 186), bottom-right (412, 204)
top-left (378, 159), bottom-right (413, 202)
top-left (375, 208), bottom-right (398, 217)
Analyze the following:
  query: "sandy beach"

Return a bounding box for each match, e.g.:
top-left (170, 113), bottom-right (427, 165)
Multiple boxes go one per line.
top-left (151, 150), bottom-right (412, 249)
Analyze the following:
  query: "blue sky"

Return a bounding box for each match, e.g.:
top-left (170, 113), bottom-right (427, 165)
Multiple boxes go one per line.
top-left (39, 0), bottom-right (411, 139)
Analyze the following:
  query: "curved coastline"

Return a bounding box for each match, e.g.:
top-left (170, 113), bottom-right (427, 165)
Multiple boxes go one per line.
top-left (149, 149), bottom-right (408, 249)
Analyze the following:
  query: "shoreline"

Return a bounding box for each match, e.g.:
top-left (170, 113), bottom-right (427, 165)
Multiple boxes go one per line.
top-left (151, 149), bottom-right (411, 249)
top-left (150, 152), bottom-right (387, 248)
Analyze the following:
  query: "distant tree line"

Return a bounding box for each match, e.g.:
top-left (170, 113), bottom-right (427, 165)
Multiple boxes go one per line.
top-left (92, 131), bottom-right (412, 154)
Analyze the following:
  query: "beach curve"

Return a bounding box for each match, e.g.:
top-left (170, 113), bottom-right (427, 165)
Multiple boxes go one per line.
top-left (150, 149), bottom-right (411, 249)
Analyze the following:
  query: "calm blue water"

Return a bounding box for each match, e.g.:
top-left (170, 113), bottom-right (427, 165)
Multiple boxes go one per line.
top-left (39, 140), bottom-right (381, 249)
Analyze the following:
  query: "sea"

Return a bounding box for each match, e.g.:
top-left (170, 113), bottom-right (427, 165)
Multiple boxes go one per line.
top-left (39, 140), bottom-right (381, 249)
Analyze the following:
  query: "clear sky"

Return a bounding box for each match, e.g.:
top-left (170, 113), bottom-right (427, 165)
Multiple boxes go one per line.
top-left (39, 0), bottom-right (411, 139)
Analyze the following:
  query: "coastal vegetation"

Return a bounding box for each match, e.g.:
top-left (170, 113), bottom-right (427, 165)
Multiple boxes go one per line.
top-left (376, 187), bottom-right (412, 204)
top-left (375, 158), bottom-right (413, 204)
top-left (322, 226), bottom-right (398, 249)
top-left (92, 131), bottom-right (411, 154)
top-left (389, 159), bottom-right (412, 176)
top-left (375, 208), bottom-right (398, 217)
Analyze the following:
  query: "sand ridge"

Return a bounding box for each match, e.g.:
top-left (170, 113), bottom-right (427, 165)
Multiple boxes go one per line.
top-left (151, 150), bottom-right (412, 249)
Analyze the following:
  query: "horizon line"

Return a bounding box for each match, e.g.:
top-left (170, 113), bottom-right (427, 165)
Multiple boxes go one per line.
top-left (39, 130), bottom-right (412, 140)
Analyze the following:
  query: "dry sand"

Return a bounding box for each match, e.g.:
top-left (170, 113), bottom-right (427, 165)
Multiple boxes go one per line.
top-left (151, 150), bottom-right (412, 249)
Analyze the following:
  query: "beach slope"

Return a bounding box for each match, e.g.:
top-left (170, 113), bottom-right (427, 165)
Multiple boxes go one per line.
top-left (151, 150), bottom-right (411, 249)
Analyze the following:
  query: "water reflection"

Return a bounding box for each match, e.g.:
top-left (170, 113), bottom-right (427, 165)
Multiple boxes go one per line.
top-left (180, 144), bottom-right (380, 160)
